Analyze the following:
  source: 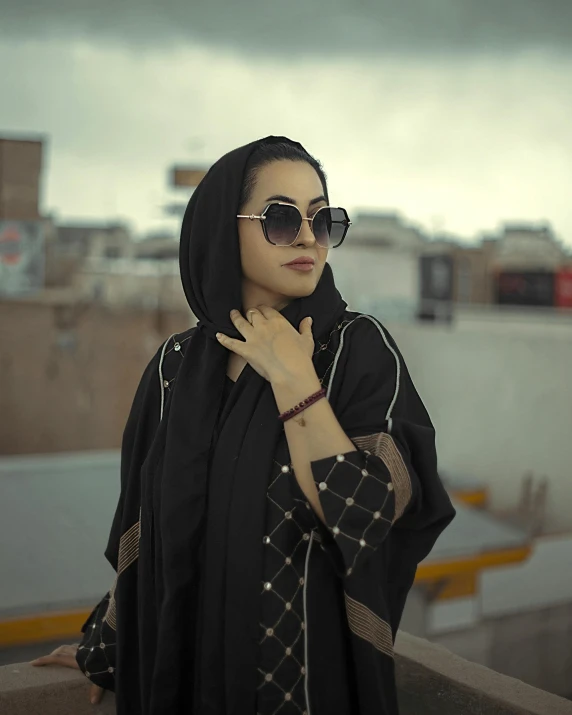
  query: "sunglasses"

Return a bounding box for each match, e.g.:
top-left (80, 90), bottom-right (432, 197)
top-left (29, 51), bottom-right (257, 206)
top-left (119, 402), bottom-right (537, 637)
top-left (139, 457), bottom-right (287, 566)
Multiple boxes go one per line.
top-left (237, 202), bottom-right (351, 249)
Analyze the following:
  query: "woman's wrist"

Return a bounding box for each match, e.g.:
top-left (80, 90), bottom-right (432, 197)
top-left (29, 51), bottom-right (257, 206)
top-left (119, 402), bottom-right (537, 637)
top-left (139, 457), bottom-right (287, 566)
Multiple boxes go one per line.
top-left (270, 362), bottom-right (323, 413)
top-left (269, 361), bottom-right (320, 391)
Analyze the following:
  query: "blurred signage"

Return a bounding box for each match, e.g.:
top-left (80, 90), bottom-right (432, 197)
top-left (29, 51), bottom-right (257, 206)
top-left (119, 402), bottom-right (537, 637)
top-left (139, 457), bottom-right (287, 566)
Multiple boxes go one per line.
top-left (418, 254), bottom-right (454, 322)
top-left (555, 268), bottom-right (572, 308)
top-left (170, 166), bottom-right (208, 188)
top-left (495, 271), bottom-right (555, 307)
top-left (0, 221), bottom-right (44, 295)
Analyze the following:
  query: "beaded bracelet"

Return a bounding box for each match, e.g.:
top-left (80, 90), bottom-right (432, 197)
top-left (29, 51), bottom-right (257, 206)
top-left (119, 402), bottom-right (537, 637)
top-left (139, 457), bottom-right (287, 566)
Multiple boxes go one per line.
top-left (278, 387), bottom-right (327, 424)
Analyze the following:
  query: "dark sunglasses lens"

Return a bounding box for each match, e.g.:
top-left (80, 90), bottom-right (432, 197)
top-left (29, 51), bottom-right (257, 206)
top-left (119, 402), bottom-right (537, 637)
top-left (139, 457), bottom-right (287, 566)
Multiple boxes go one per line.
top-left (264, 204), bottom-right (302, 246)
top-left (313, 207), bottom-right (348, 248)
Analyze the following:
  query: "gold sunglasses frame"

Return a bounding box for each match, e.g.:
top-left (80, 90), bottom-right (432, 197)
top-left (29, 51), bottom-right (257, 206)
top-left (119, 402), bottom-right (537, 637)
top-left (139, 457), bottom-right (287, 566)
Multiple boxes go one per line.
top-left (237, 202), bottom-right (352, 248)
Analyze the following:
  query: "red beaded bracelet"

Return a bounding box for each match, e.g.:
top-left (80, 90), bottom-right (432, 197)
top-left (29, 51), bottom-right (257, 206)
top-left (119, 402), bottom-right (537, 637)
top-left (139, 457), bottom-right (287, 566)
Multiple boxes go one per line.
top-left (278, 387), bottom-right (327, 423)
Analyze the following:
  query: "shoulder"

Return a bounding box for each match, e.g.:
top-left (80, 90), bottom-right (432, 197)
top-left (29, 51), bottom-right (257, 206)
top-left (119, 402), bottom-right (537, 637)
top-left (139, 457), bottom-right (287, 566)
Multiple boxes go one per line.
top-left (325, 313), bottom-right (406, 425)
top-left (337, 312), bottom-right (403, 374)
top-left (158, 326), bottom-right (197, 385)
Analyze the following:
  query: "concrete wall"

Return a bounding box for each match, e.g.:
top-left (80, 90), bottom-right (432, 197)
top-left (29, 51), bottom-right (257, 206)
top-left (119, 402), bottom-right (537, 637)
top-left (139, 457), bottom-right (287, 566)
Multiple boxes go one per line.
top-left (2, 633), bottom-right (571, 715)
top-left (432, 601), bottom-right (572, 700)
top-left (388, 318), bottom-right (572, 532)
top-left (0, 298), bottom-right (194, 455)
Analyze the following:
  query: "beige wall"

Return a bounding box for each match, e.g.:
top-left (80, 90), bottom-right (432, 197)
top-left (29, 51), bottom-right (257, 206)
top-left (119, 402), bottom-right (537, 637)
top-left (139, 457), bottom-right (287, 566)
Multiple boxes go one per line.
top-left (0, 298), bottom-right (194, 455)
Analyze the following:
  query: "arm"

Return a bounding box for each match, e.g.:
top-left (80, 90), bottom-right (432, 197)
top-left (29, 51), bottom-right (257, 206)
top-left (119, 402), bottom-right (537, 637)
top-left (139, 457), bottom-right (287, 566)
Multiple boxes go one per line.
top-left (275, 316), bottom-right (455, 580)
top-left (271, 365), bottom-right (356, 524)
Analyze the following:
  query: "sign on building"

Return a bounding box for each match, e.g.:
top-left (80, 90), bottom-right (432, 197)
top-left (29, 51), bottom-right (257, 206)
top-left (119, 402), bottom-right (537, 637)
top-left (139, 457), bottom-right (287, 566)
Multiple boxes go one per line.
top-left (495, 271), bottom-right (555, 307)
top-left (170, 166), bottom-right (208, 188)
top-left (555, 268), bottom-right (572, 309)
top-left (0, 221), bottom-right (44, 295)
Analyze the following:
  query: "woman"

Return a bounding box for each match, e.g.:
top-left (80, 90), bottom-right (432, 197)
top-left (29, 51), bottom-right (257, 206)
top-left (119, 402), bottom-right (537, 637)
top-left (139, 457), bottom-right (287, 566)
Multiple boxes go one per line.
top-left (32, 136), bottom-right (455, 714)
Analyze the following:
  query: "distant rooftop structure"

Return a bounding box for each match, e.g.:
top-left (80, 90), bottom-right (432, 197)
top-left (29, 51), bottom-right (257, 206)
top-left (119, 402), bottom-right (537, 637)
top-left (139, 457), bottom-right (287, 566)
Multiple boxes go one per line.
top-left (493, 221), bottom-right (568, 270)
top-left (348, 211), bottom-right (428, 251)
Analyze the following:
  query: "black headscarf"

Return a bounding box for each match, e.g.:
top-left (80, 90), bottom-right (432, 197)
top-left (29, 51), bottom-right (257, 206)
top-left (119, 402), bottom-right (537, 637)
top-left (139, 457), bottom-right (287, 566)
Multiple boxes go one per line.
top-left (134, 136), bottom-right (347, 714)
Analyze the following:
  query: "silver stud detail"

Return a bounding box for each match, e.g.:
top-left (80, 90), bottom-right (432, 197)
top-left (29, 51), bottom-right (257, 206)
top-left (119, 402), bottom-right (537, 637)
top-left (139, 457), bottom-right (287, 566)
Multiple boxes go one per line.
top-left (373, 511), bottom-right (381, 519)
top-left (319, 482), bottom-right (327, 491)
top-left (263, 536), bottom-right (271, 544)
top-left (163, 380), bottom-right (169, 388)
top-left (265, 673), bottom-right (273, 682)
top-left (285, 693), bottom-right (292, 701)
top-left (303, 533), bottom-right (310, 541)
top-left (299, 577), bottom-right (304, 585)
top-left (100, 643), bottom-right (106, 649)
top-left (346, 497), bottom-right (354, 506)
top-left (333, 526), bottom-right (340, 535)
top-left (336, 454), bottom-right (345, 462)
top-left (266, 628), bottom-right (274, 637)
top-left (281, 465), bottom-right (290, 473)
top-left (108, 667), bottom-right (114, 673)
top-left (285, 557), bottom-right (292, 565)
top-left (90, 647), bottom-right (94, 652)
top-left (264, 582), bottom-right (272, 591)
top-left (301, 622), bottom-right (305, 630)
top-left (388, 482), bottom-right (394, 491)
top-left (361, 469), bottom-right (368, 477)
top-left (346, 568), bottom-right (353, 576)
top-left (285, 602), bottom-right (292, 611)
top-left (285, 647), bottom-right (292, 656)
top-left (306, 502), bottom-right (311, 509)
top-left (91, 624), bottom-right (96, 629)
top-left (301, 666), bottom-right (306, 675)
top-left (284, 511), bottom-right (292, 519)
top-left (359, 538), bottom-right (366, 547)
top-left (85, 671), bottom-right (90, 677)
top-left (173, 342), bottom-right (181, 351)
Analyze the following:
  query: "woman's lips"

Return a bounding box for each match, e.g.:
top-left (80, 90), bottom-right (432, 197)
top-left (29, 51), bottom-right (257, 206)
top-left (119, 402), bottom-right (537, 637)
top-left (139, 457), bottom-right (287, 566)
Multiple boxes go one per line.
top-left (284, 263), bottom-right (314, 272)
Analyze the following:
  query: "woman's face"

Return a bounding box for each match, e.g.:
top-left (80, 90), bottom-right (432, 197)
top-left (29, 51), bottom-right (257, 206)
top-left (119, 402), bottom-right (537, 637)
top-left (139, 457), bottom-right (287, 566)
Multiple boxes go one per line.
top-left (237, 160), bottom-right (329, 309)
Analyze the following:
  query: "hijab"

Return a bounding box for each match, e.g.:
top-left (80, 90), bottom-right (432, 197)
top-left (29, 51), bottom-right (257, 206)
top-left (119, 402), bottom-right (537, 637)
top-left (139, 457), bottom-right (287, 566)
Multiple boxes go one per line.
top-left (134, 136), bottom-right (347, 714)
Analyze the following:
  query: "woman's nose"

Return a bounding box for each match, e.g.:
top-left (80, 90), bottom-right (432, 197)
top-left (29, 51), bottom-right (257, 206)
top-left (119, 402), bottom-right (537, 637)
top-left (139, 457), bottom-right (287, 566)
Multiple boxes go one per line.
top-left (295, 219), bottom-right (316, 247)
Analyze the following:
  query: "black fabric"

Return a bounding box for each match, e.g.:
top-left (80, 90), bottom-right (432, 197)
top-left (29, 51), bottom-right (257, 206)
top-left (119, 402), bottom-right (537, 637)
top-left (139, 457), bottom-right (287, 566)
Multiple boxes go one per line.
top-left (114, 136), bottom-right (347, 715)
top-left (75, 135), bottom-right (456, 715)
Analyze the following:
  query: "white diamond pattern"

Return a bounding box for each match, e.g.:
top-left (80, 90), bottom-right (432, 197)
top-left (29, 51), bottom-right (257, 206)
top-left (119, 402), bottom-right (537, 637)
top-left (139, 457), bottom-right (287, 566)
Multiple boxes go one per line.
top-left (76, 593), bottom-right (116, 689)
top-left (312, 450), bottom-right (396, 574)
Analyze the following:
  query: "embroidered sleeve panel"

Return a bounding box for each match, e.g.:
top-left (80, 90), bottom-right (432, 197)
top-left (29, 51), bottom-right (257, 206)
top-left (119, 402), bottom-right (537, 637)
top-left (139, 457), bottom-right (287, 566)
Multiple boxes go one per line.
top-left (352, 432), bottom-right (413, 522)
top-left (75, 592), bottom-right (116, 691)
top-left (310, 447), bottom-right (399, 575)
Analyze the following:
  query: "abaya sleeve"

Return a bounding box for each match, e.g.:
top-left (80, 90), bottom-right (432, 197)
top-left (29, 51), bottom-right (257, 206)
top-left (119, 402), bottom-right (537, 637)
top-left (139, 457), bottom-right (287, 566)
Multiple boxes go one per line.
top-left (75, 343), bottom-right (165, 688)
top-left (307, 316), bottom-right (455, 580)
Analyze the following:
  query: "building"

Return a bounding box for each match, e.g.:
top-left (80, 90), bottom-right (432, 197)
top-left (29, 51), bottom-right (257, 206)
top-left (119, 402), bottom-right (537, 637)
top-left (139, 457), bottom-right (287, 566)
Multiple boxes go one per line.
top-left (0, 136), bottom-right (46, 295)
top-left (0, 136), bottom-right (44, 221)
top-left (329, 212), bottom-right (427, 322)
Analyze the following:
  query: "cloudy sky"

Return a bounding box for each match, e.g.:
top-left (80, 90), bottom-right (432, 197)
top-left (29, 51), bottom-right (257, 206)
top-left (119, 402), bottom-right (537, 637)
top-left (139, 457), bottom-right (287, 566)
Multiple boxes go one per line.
top-left (1, 0), bottom-right (571, 245)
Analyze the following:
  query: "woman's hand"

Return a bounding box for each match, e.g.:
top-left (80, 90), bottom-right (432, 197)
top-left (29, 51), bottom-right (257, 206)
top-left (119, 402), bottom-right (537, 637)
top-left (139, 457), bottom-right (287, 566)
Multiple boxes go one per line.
top-left (216, 306), bottom-right (315, 383)
top-left (31, 644), bottom-right (105, 705)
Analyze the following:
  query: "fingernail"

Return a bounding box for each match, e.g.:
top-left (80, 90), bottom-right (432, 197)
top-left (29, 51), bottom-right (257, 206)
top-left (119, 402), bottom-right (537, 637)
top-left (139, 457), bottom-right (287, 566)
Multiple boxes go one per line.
top-left (91, 697), bottom-right (98, 704)
top-left (308, 317), bottom-right (313, 326)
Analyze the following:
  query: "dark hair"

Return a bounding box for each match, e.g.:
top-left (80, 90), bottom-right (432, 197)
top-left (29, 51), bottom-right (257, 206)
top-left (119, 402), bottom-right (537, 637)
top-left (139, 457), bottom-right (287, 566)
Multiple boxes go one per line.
top-left (239, 141), bottom-right (329, 209)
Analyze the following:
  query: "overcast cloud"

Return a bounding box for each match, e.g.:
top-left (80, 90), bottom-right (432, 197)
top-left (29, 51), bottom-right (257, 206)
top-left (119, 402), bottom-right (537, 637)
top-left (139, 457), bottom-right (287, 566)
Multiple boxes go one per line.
top-left (1, 2), bottom-right (570, 246)
top-left (2, 0), bottom-right (572, 57)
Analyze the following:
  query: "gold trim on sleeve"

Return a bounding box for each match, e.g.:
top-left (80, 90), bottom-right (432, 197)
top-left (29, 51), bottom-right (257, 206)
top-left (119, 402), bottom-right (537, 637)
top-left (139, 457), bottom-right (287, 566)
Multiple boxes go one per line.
top-left (344, 592), bottom-right (393, 658)
top-left (353, 433), bottom-right (412, 521)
